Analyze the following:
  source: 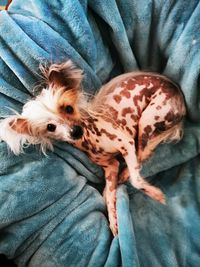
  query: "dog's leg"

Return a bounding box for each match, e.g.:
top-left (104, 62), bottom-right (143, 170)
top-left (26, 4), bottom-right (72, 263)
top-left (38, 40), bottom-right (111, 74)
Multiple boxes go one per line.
top-left (118, 167), bottom-right (129, 184)
top-left (137, 100), bottom-right (184, 162)
top-left (103, 159), bottom-right (119, 236)
top-left (121, 143), bottom-right (165, 204)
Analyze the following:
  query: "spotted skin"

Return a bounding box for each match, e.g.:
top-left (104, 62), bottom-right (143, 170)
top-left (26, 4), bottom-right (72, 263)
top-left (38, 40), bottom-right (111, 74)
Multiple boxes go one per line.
top-left (71, 73), bottom-right (186, 236)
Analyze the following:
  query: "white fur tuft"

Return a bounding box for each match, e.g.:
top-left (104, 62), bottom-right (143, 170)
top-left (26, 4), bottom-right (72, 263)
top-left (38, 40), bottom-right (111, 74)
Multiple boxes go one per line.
top-left (0, 116), bottom-right (54, 155)
top-left (0, 117), bottom-right (29, 155)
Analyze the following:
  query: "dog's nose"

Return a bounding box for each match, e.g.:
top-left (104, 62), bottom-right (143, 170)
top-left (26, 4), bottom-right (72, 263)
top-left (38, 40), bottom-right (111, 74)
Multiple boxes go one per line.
top-left (70, 125), bottom-right (83, 139)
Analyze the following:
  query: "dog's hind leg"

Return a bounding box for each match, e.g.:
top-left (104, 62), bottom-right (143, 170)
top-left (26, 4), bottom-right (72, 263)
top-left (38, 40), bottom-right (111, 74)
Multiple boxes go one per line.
top-left (120, 142), bottom-right (165, 204)
top-left (137, 102), bottom-right (184, 162)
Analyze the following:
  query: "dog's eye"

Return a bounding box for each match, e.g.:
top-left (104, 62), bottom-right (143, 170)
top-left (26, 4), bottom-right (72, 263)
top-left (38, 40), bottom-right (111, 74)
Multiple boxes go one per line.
top-left (65, 105), bottom-right (74, 114)
top-left (47, 123), bottom-right (56, 132)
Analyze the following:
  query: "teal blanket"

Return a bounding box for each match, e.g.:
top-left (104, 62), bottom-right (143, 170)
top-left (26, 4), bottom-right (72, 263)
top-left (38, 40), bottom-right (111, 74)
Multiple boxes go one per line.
top-left (0, 0), bottom-right (200, 266)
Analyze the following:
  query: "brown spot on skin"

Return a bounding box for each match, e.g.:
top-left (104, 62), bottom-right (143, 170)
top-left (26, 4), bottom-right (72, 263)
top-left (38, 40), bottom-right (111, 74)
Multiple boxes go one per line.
top-left (154, 116), bottom-right (160, 120)
top-left (162, 99), bottom-right (167, 105)
top-left (91, 147), bottom-right (98, 154)
top-left (92, 123), bottom-right (101, 136)
top-left (108, 106), bottom-right (118, 121)
top-left (154, 121), bottom-right (166, 132)
top-left (131, 114), bottom-right (139, 121)
top-left (116, 120), bottom-right (122, 128)
top-left (118, 138), bottom-right (122, 142)
top-left (86, 130), bottom-right (90, 137)
top-left (140, 125), bottom-right (152, 150)
top-left (129, 141), bottom-right (134, 145)
top-left (165, 111), bottom-right (174, 122)
top-left (152, 94), bottom-right (157, 99)
top-left (144, 125), bottom-right (152, 134)
top-left (121, 78), bottom-right (136, 91)
top-left (122, 107), bottom-right (134, 117)
top-left (105, 165), bottom-right (118, 192)
top-left (121, 119), bottom-right (127, 126)
top-left (96, 139), bottom-right (99, 143)
top-left (132, 86), bottom-right (156, 115)
top-left (120, 89), bottom-right (131, 98)
top-left (98, 147), bottom-right (104, 154)
top-left (156, 105), bottom-right (161, 110)
top-left (132, 125), bottom-right (137, 132)
top-left (90, 142), bottom-right (104, 155)
top-left (113, 94), bottom-right (122, 104)
top-left (81, 140), bottom-right (89, 150)
top-left (140, 136), bottom-right (148, 150)
top-left (165, 111), bottom-right (182, 124)
top-left (86, 117), bottom-right (99, 126)
top-left (103, 165), bottom-right (108, 168)
top-left (98, 105), bottom-right (118, 128)
top-left (100, 128), bottom-right (117, 140)
top-left (126, 126), bottom-right (133, 136)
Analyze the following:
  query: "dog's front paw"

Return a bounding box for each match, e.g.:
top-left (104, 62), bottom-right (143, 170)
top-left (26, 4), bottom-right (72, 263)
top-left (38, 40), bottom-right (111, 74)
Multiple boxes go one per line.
top-left (109, 208), bottom-right (118, 236)
top-left (106, 192), bottom-right (118, 236)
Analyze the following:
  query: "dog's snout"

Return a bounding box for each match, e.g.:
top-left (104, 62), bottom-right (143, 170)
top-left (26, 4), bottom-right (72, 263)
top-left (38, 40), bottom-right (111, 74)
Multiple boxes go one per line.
top-left (70, 125), bottom-right (83, 139)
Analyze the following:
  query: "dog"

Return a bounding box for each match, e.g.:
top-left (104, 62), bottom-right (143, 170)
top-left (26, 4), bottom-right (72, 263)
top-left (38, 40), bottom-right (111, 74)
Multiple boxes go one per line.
top-left (0, 61), bottom-right (186, 235)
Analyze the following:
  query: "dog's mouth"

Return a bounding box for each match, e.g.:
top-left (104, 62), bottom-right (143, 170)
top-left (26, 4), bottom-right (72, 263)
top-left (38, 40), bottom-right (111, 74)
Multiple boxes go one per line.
top-left (70, 125), bottom-right (84, 140)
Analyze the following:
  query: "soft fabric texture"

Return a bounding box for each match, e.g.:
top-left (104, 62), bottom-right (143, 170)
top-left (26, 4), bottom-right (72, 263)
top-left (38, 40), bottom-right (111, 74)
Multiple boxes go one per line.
top-left (0, 0), bottom-right (200, 266)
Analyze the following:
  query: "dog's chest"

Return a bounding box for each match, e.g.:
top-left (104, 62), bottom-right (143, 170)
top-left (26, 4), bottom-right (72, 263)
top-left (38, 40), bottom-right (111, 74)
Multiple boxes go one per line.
top-left (79, 117), bottom-right (131, 164)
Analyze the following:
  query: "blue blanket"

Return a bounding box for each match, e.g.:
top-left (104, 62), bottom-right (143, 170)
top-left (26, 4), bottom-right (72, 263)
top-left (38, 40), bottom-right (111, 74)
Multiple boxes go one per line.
top-left (0, 0), bottom-right (200, 266)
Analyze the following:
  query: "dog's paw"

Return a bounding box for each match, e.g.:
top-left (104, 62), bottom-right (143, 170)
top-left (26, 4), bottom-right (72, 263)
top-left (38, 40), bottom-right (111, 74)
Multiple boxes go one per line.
top-left (142, 185), bottom-right (166, 204)
top-left (109, 210), bottom-right (118, 236)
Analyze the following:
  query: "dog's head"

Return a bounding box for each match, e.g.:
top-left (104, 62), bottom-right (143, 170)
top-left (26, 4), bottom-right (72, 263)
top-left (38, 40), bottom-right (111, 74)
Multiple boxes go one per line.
top-left (0, 61), bottom-right (85, 154)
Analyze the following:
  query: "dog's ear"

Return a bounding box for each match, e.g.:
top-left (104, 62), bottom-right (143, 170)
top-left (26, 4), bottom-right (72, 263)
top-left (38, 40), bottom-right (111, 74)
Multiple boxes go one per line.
top-left (0, 116), bottom-right (31, 155)
top-left (9, 117), bottom-right (30, 134)
top-left (42, 61), bottom-right (83, 90)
